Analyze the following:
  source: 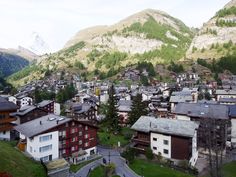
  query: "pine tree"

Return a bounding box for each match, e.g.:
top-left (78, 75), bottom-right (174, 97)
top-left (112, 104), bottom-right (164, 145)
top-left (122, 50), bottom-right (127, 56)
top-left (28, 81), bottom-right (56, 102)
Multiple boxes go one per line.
top-left (106, 84), bottom-right (120, 133)
top-left (128, 93), bottom-right (148, 125)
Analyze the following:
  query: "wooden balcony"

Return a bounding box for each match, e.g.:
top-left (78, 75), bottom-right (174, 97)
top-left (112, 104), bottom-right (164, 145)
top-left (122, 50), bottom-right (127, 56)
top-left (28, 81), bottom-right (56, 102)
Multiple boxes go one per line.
top-left (0, 117), bottom-right (17, 124)
top-left (132, 136), bottom-right (150, 145)
top-left (0, 124), bottom-right (13, 132)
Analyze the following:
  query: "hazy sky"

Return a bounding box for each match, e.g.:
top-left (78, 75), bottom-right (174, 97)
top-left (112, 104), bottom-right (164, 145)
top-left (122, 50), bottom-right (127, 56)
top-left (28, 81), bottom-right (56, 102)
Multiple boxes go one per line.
top-left (0, 0), bottom-right (230, 52)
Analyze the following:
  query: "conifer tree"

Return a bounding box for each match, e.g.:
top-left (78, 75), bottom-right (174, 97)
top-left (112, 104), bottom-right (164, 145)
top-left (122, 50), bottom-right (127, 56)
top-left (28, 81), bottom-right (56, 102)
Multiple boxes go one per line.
top-left (128, 93), bottom-right (148, 125)
top-left (106, 84), bottom-right (120, 133)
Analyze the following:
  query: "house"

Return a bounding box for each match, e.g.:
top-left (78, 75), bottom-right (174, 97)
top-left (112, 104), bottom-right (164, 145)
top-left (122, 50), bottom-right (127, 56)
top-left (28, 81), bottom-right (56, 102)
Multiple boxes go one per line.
top-left (215, 89), bottom-right (236, 101)
top-left (131, 116), bottom-right (199, 166)
top-left (38, 100), bottom-right (61, 115)
top-left (0, 97), bottom-right (18, 140)
top-left (169, 88), bottom-right (198, 112)
top-left (66, 103), bottom-right (97, 122)
top-left (174, 102), bottom-right (230, 148)
top-left (15, 94), bottom-right (33, 108)
top-left (117, 100), bottom-right (132, 125)
top-left (14, 114), bottom-right (98, 163)
top-left (12, 105), bottom-right (48, 124)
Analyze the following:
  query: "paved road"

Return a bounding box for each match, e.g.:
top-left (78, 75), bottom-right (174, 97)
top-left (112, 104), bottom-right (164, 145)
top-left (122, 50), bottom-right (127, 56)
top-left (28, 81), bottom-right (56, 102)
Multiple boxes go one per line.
top-left (74, 146), bottom-right (140, 177)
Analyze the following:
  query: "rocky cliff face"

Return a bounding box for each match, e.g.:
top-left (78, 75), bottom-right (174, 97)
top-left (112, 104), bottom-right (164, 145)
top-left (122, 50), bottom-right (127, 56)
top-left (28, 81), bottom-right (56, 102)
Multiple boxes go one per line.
top-left (186, 0), bottom-right (236, 60)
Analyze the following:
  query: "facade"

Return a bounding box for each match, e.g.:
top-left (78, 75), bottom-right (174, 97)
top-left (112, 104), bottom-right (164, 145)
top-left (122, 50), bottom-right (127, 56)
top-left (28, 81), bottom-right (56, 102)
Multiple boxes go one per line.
top-left (38, 100), bottom-right (61, 115)
top-left (12, 105), bottom-right (48, 124)
top-left (16, 95), bottom-right (33, 108)
top-left (66, 103), bottom-right (97, 122)
top-left (0, 97), bottom-right (18, 140)
top-left (14, 114), bottom-right (98, 163)
top-left (215, 89), bottom-right (236, 101)
top-left (174, 102), bottom-right (231, 148)
top-left (131, 116), bottom-right (199, 166)
top-left (229, 105), bottom-right (236, 148)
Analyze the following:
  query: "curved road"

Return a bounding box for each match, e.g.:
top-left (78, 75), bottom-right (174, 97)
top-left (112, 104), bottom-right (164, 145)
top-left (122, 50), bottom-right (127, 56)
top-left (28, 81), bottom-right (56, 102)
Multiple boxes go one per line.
top-left (74, 146), bottom-right (140, 177)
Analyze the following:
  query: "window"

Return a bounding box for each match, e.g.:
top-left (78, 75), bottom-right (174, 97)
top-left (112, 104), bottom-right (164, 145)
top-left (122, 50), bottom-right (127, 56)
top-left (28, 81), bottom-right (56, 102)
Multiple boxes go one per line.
top-left (3, 131), bottom-right (6, 135)
top-left (79, 131), bottom-right (82, 136)
top-left (71, 137), bottom-right (76, 142)
top-left (79, 124), bottom-right (82, 128)
top-left (62, 149), bottom-right (66, 154)
top-left (39, 135), bottom-right (52, 142)
top-left (85, 142), bottom-right (89, 147)
top-left (71, 128), bottom-right (75, 134)
top-left (0, 114), bottom-right (6, 119)
top-left (153, 138), bottom-right (157, 141)
top-left (39, 145), bottom-right (52, 153)
top-left (163, 149), bottom-right (169, 154)
top-left (71, 146), bottom-right (75, 151)
top-left (85, 126), bottom-right (88, 130)
top-left (84, 134), bottom-right (89, 139)
top-left (79, 140), bottom-right (82, 145)
top-left (72, 122), bottom-right (75, 126)
top-left (163, 140), bottom-right (169, 145)
top-left (153, 146), bottom-right (157, 150)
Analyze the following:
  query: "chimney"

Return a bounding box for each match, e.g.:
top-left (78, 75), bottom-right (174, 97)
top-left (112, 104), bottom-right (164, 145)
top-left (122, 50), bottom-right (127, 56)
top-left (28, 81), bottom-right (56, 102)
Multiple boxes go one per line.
top-left (150, 122), bottom-right (152, 128)
top-left (57, 120), bottom-right (59, 124)
top-left (40, 121), bottom-right (42, 125)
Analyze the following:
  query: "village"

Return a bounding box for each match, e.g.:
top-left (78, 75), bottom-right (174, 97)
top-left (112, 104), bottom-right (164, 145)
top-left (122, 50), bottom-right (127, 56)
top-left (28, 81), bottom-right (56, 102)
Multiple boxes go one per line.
top-left (1, 68), bottom-right (236, 177)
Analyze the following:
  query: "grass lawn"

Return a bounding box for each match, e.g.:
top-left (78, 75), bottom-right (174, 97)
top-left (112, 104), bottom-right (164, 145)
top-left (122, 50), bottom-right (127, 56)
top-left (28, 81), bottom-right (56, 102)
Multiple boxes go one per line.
top-left (89, 166), bottom-right (105, 177)
top-left (222, 161), bottom-right (236, 177)
top-left (0, 141), bottom-right (47, 177)
top-left (70, 157), bottom-right (102, 173)
top-left (129, 159), bottom-right (194, 177)
top-left (98, 127), bottom-right (133, 147)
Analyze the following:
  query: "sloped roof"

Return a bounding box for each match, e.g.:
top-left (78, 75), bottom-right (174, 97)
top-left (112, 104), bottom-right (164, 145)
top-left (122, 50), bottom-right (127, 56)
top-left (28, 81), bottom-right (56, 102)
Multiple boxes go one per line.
top-left (0, 96), bottom-right (18, 111)
top-left (131, 116), bottom-right (199, 138)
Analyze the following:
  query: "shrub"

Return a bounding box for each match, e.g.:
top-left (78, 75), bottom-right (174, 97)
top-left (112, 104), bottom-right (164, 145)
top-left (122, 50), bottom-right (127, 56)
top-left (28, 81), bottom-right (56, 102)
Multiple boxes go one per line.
top-left (145, 148), bottom-right (154, 160)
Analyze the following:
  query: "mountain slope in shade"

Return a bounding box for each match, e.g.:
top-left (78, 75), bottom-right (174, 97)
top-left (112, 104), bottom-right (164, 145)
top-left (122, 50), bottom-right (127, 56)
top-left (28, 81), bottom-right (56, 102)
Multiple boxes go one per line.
top-left (0, 46), bottom-right (38, 62)
top-left (186, 0), bottom-right (236, 60)
top-left (0, 51), bottom-right (29, 77)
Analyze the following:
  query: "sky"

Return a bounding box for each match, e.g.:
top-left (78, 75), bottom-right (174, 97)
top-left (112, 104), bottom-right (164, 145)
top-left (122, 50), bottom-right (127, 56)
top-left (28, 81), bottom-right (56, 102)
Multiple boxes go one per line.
top-left (0, 0), bottom-right (231, 52)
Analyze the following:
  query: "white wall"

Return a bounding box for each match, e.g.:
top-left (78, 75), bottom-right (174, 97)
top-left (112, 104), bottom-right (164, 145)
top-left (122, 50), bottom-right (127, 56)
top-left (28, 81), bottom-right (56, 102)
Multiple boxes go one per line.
top-left (20, 97), bottom-right (33, 107)
top-left (100, 94), bottom-right (109, 104)
top-left (189, 130), bottom-right (198, 166)
top-left (176, 115), bottom-right (191, 121)
top-left (54, 103), bottom-right (61, 115)
top-left (8, 96), bottom-right (17, 104)
top-left (26, 131), bottom-right (59, 161)
top-left (231, 119), bottom-right (236, 147)
top-left (151, 132), bottom-right (171, 159)
top-left (0, 131), bottom-right (10, 140)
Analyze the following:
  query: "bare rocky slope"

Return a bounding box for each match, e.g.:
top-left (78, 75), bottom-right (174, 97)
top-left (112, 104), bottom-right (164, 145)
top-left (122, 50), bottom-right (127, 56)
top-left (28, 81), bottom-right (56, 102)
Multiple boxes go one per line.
top-left (186, 0), bottom-right (236, 60)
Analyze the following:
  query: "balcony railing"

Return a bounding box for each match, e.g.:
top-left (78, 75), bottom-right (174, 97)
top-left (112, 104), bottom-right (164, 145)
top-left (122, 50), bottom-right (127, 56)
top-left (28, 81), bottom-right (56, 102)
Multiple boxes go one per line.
top-left (132, 136), bottom-right (150, 145)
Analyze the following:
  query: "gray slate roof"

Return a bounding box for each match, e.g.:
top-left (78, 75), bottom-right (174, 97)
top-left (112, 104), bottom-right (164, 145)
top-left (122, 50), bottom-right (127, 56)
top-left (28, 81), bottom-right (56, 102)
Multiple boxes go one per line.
top-left (117, 100), bottom-right (132, 112)
top-left (131, 116), bottom-right (199, 138)
top-left (11, 105), bottom-right (37, 116)
top-left (38, 100), bottom-right (54, 107)
top-left (14, 114), bottom-right (71, 137)
top-left (0, 96), bottom-right (18, 111)
top-left (174, 102), bottom-right (229, 119)
top-left (215, 89), bottom-right (236, 95)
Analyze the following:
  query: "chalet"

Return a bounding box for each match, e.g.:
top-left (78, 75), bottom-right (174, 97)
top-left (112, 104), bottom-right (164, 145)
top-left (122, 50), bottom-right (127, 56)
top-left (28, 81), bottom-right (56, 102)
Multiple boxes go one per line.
top-left (131, 116), bottom-right (199, 166)
top-left (0, 97), bottom-right (18, 140)
top-left (66, 103), bottom-right (97, 122)
top-left (12, 105), bottom-right (48, 124)
top-left (117, 100), bottom-right (132, 125)
top-left (174, 102), bottom-right (230, 148)
top-left (169, 88), bottom-right (198, 112)
top-left (14, 114), bottom-right (98, 164)
top-left (15, 94), bottom-right (33, 108)
top-left (215, 89), bottom-right (236, 101)
top-left (38, 100), bottom-right (61, 115)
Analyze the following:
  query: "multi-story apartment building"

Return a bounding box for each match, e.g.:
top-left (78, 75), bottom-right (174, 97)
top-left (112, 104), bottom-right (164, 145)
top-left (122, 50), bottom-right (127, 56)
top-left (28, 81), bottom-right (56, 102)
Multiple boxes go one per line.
top-left (14, 114), bottom-right (98, 163)
top-left (131, 116), bottom-right (199, 166)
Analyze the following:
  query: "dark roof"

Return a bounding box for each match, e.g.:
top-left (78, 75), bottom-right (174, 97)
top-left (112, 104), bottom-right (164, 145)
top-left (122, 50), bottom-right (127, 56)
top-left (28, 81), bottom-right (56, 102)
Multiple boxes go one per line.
top-left (14, 114), bottom-right (71, 137)
top-left (0, 96), bottom-right (18, 112)
top-left (229, 105), bottom-right (236, 117)
top-left (174, 102), bottom-right (229, 120)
